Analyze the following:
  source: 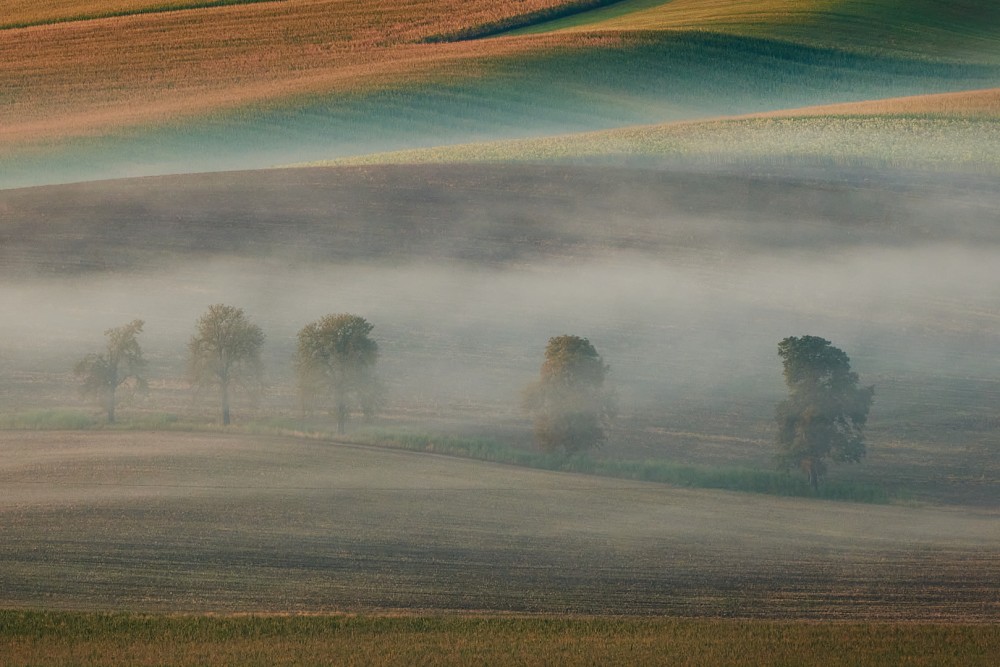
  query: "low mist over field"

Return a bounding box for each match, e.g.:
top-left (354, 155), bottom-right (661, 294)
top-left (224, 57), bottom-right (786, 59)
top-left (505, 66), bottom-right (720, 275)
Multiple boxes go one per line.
top-left (2, 165), bottom-right (999, 498)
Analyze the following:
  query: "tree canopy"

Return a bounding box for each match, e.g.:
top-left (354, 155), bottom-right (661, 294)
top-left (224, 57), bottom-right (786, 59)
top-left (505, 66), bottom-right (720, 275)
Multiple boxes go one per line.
top-left (296, 313), bottom-right (382, 434)
top-left (523, 335), bottom-right (614, 455)
top-left (775, 335), bottom-right (874, 490)
top-left (188, 304), bottom-right (264, 425)
top-left (74, 319), bottom-right (147, 423)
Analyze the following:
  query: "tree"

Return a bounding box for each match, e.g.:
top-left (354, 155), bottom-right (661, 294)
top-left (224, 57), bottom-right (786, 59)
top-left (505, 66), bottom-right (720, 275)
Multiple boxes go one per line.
top-left (188, 304), bottom-right (264, 425)
top-left (522, 335), bottom-right (615, 455)
top-left (295, 313), bottom-right (382, 434)
top-left (74, 319), bottom-right (147, 423)
top-left (775, 335), bottom-right (874, 491)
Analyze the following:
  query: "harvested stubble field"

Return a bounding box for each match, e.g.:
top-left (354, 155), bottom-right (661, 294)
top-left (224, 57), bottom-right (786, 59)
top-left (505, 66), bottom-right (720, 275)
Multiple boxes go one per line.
top-left (1, 430), bottom-right (997, 621)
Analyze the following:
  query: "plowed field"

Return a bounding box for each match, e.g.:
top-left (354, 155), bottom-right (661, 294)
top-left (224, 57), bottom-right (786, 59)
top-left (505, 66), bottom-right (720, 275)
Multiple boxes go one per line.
top-left (2, 431), bottom-right (996, 619)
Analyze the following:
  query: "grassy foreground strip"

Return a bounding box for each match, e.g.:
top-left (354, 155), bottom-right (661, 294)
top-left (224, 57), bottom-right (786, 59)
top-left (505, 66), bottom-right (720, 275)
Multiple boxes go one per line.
top-left (1, 611), bottom-right (997, 666)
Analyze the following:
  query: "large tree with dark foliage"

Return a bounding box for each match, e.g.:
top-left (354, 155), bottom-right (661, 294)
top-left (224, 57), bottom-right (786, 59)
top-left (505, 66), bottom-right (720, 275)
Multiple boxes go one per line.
top-left (296, 313), bottom-right (382, 434)
top-left (523, 335), bottom-right (614, 454)
top-left (188, 304), bottom-right (264, 425)
top-left (776, 335), bottom-right (874, 490)
top-left (74, 319), bottom-right (147, 423)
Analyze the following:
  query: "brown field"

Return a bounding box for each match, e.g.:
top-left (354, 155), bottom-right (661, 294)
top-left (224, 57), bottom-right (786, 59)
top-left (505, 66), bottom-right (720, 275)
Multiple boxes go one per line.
top-left (5, 0), bottom-right (1000, 164)
top-left (0, 0), bottom-right (592, 145)
top-left (1, 430), bottom-right (997, 619)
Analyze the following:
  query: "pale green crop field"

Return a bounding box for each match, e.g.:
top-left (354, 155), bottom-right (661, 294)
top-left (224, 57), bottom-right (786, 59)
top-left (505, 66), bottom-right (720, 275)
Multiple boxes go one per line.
top-left (297, 88), bottom-right (1000, 170)
top-left (509, 0), bottom-right (1000, 63)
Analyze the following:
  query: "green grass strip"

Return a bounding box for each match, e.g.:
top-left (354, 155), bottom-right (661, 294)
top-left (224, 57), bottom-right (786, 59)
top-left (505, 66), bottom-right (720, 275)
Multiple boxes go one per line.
top-left (1, 611), bottom-right (997, 666)
top-left (337, 427), bottom-right (890, 504)
top-left (1, 0), bottom-right (284, 31)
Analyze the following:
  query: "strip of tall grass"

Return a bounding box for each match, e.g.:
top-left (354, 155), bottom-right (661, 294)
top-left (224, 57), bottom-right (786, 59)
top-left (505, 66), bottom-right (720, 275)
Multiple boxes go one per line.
top-left (0, 410), bottom-right (203, 431)
top-left (2, 611), bottom-right (997, 666)
top-left (344, 428), bottom-right (890, 503)
top-left (0, 409), bottom-right (98, 430)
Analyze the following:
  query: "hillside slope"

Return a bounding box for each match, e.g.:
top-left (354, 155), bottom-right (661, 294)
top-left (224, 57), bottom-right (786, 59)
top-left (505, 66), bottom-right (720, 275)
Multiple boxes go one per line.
top-left (511, 0), bottom-right (1000, 62)
top-left (3, 0), bottom-right (1000, 186)
top-left (2, 431), bottom-right (997, 616)
top-left (300, 88), bottom-right (1000, 170)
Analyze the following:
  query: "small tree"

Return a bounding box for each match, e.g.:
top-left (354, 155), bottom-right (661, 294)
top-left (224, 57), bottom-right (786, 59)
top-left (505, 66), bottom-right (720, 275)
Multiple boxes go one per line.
top-left (523, 335), bottom-right (615, 455)
top-left (188, 304), bottom-right (265, 425)
top-left (296, 313), bottom-right (382, 434)
top-left (775, 335), bottom-right (874, 491)
top-left (74, 319), bottom-right (147, 423)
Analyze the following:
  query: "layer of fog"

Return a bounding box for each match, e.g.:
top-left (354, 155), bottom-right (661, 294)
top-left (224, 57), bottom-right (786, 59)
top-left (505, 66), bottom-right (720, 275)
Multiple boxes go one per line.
top-left (3, 243), bottom-right (999, 429)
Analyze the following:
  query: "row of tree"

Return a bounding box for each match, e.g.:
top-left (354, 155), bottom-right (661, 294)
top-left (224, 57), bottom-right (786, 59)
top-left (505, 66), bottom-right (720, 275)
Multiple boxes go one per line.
top-left (75, 305), bottom-right (874, 489)
top-left (75, 305), bottom-right (380, 431)
top-left (521, 334), bottom-right (873, 491)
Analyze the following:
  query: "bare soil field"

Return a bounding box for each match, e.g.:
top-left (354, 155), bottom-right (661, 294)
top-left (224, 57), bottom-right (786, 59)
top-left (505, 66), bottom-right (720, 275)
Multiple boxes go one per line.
top-left (1, 430), bottom-right (997, 619)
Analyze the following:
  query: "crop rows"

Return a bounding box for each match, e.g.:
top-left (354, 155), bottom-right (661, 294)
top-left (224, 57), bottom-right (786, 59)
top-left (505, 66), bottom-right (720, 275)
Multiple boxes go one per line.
top-left (310, 89), bottom-right (1000, 170)
top-left (4, 1), bottom-right (1000, 187)
top-left (515, 0), bottom-right (1000, 64)
top-left (1, 431), bottom-right (997, 619)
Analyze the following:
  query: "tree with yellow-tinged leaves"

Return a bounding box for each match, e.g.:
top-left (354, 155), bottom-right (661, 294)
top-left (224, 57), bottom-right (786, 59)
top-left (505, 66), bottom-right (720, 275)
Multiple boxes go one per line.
top-left (523, 335), bottom-right (615, 455)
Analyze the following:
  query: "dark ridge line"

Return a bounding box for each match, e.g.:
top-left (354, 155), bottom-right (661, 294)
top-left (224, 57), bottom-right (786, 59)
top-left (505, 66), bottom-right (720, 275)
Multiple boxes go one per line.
top-left (421, 0), bottom-right (635, 43)
top-left (0, 0), bottom-right (285, 32)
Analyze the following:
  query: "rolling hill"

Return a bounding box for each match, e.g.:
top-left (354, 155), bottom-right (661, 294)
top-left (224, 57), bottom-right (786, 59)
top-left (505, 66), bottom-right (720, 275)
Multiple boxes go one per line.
top-left (3, 0), bottom-right (1000, 187)
top-left (2, 430), bottom-right (997, 617)
top-left (297, 88), bottom-right (1000, 170)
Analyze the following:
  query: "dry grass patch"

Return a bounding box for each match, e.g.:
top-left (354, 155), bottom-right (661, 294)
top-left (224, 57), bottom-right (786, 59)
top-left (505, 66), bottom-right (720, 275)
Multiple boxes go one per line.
top-left (1, 613), bottom-right (999, 666)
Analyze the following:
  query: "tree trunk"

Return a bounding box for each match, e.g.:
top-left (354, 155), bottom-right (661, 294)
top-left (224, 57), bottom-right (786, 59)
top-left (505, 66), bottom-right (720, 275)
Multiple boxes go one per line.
top-left (106, 393), bottom-right (115, 424)
top-left (809, 465), bottom-right (819, 493)
top-left (221, 383), bottom-right (231, 426)
top-left (337, 401), bottom-right (348, 434)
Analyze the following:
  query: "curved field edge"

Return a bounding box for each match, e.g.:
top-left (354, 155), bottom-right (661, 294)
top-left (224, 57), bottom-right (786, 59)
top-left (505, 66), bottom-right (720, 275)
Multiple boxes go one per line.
top-left (2, 430), bottom-right (997, 618)
top-left (421, 0), bottom-right (632, 42)
top-left (0, 411), bottom-right (891, 503)
top-left (504, 0), bottom-right (1000, 64)
top-left (2, 612), bottom-right (998, 667)
top-left (7, 32), bottom-right (1000, 188)
top-left (295, 89), bottom-right (1000, 170)
top-left (0, 0), bottom-right (282, 31)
